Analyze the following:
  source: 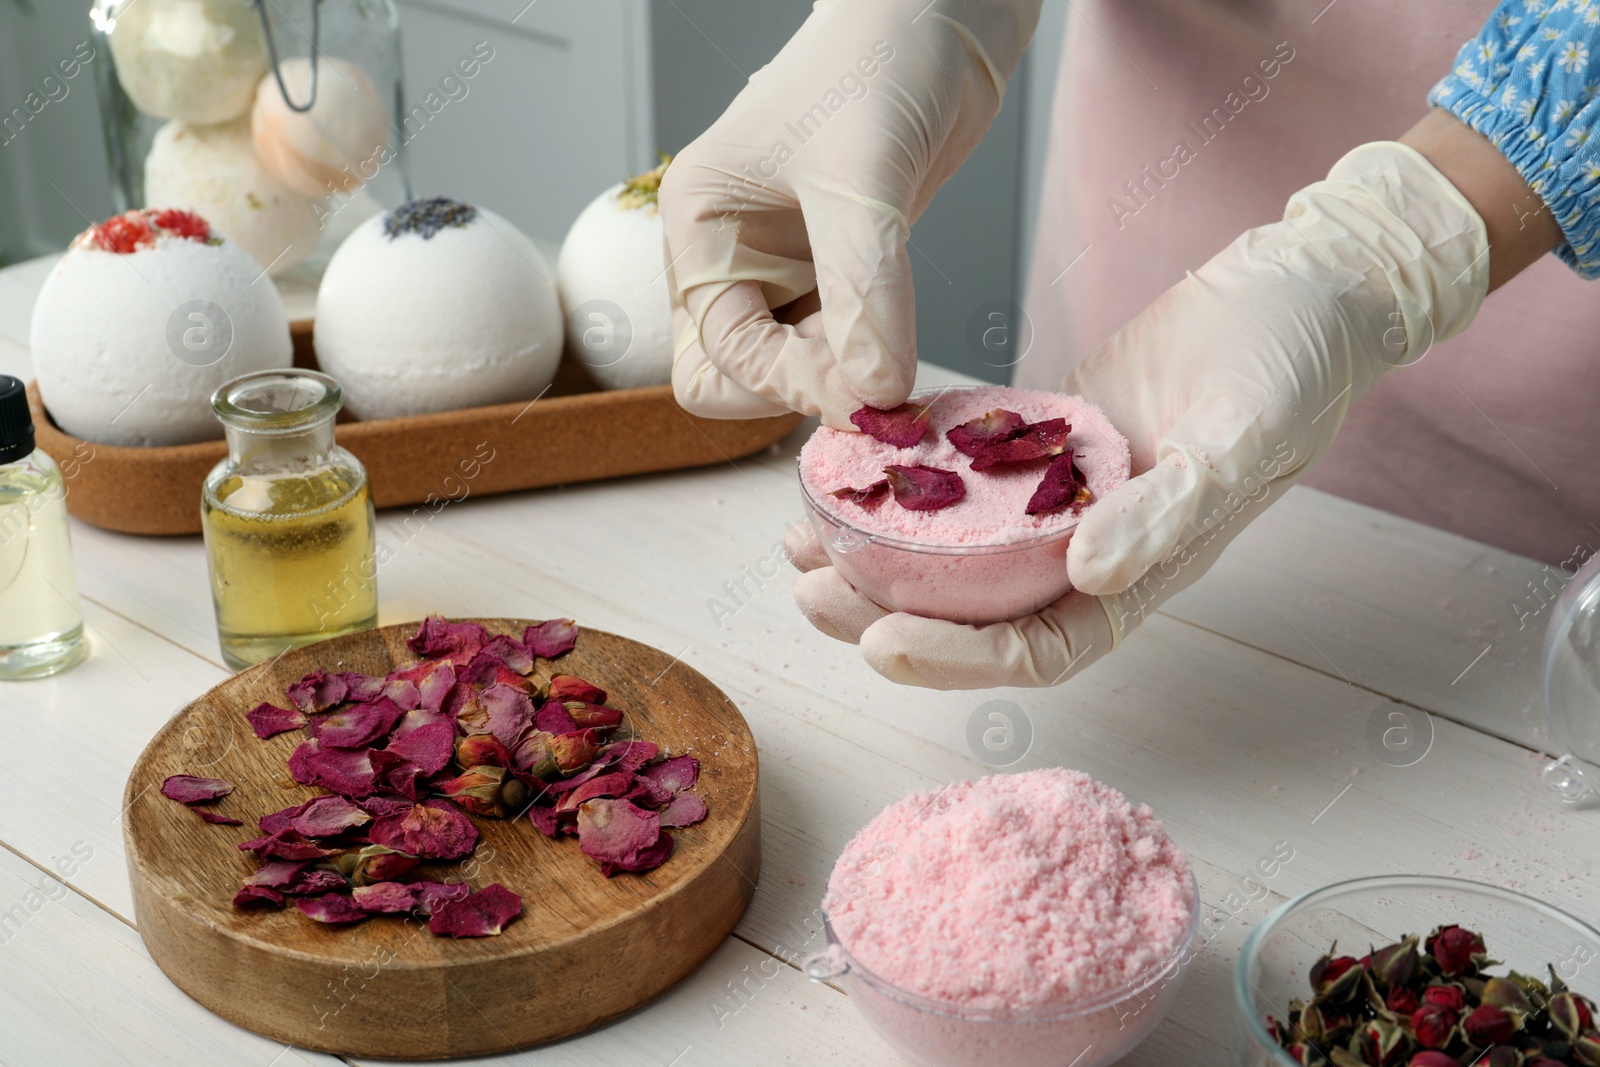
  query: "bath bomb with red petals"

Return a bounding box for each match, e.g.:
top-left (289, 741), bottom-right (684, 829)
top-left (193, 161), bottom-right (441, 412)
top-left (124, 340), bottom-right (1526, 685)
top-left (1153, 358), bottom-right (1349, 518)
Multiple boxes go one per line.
top-left (31, 209), bottom-right (292, 446)
top-left (314, 197), bottom-right (563, 419)
top-left (144, 117), bottom-right (319, 275)
top-left (251, 56), bottom-right (391, 200)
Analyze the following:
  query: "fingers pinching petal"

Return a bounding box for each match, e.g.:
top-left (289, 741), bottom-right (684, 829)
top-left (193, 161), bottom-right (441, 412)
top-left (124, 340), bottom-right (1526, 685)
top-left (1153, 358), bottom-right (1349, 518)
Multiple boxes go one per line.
top-left (783, 520), bottom-right (829, 573)
top-left (793, 567), bottom-right (891, 644)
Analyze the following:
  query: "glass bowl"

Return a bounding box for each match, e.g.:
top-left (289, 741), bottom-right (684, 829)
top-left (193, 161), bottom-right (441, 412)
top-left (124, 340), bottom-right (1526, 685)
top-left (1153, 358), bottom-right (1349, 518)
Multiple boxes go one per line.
top-left (1233, 875), bottom-right (1600, 1066)
top-left (797, 387), bottom-right (1081, 626)
top-left (805, 872), bottom-right (1200, 1067)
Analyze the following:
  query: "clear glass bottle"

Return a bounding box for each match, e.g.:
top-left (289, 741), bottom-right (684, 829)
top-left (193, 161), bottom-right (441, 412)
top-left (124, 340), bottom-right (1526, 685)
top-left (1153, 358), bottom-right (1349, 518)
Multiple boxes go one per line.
top-left (202, 370), bottom-right (376, 670)
top-left (0, 376), bottom-right (88, 680)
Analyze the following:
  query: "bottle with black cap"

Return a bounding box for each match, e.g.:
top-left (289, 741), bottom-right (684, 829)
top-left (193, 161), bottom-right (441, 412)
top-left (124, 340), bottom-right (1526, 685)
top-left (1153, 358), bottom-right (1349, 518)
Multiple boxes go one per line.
top-left (0, 375), bottom-right (86, 678)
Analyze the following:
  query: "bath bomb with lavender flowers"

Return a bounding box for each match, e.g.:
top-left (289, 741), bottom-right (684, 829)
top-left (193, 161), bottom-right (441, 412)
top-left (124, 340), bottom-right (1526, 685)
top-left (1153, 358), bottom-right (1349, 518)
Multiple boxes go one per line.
top-left (107, 0), bottom-right (269, 125)
top-left (251, 56), bottom-right (391, 200)
top-left (31, 209), bottom-right (292, 446)
top-left (556, 159), bottom-right (674, 390)
top-left (313, 197), bottom-right (563, 419)
top-left (144, 116), bottom-right (320, 275)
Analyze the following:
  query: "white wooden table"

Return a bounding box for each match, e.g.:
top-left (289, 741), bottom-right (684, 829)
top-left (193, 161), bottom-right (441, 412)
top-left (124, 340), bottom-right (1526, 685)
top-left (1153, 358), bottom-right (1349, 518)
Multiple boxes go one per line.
top-left (0, 255), bottom-right (1595, 1066)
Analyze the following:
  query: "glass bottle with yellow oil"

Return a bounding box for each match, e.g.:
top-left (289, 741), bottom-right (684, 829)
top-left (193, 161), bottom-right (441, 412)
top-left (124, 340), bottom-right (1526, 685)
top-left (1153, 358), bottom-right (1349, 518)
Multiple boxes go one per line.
top-left (202, 370), bottom-right (376, 670)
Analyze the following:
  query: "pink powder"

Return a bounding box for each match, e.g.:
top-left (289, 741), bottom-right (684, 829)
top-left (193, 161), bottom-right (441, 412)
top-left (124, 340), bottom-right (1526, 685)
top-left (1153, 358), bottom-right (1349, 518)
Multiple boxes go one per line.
top-left (821, 769), bottom-right (1196, 1067)
top-left (798, 388), bottom-right (1131, 626)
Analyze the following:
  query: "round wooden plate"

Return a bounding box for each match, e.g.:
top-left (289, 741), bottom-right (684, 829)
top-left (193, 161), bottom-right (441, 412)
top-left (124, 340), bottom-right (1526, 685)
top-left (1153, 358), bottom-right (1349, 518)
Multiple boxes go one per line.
top-left (123, 620), bottom-right (761, 1059)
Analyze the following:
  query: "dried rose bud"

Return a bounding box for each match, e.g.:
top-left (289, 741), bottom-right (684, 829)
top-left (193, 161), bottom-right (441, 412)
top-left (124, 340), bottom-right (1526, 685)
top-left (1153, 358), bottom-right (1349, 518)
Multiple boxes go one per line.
top-left (1461, 1004), bottom-right (1514, 1047)
top-left (1310, 954), bottom-right (1364, 1001)
top-left (1551, 992), bottom-right (1597, 1040)
top-left (1357, 1017), bottom-right (1414, 1067)
top-left (438, 765), bottom-right (527, 819)
top-left (884, 464), bottom-right (965, 511)
top-left (550, 729), bottom-right (602, 774)
top-left (330, 843), bottom-right (420, 887)
top-left (1422, 986), bottom-right (1467, 1013)
top-left (1407, 1054), bottom-right (1461, 1067)
top-left (563, 701), bottom-right (624, 730)
top-left (1411, 1004), bottom-right (1458, 1050)
top-left (1573, 1033), bottom-right (1600, 1067)
top-left (1426, 925), bottom-right (1487, 977)
top-left (510, 729), bottom-right (559, 779)
top-left (456, 732), bottom-right (512, 769)
top-left (850, 402), bottom-right (931, 448)
top-left (1293, 1000), bottom-right (1328, 1042)
top-left (1369, 937), bottom-right (1420, 990)
top-left (1479, 977), bottom-right (1533, 1019)
top-left (1471, 1048), bottom-right (1522, 1067)
top-left (1283, 1043), bottom-right (1324, 1066)
top-left (1386, 986), bottom-right (1420, 1016)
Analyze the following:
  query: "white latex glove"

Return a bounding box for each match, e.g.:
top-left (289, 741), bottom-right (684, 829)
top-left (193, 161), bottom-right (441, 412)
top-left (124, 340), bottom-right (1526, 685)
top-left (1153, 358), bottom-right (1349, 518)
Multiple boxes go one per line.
top-left (659, 0), bottom-right (1041, 428)
top-left (791, 141), bottom-right (1490, 688)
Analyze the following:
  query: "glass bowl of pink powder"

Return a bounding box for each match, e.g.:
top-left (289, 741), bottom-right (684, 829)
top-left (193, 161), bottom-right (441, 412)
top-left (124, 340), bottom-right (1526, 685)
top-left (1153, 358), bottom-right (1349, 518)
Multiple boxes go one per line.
top-left (809, 768), bottom-right (1199, 1067)
top-left (1232, 875), bottom-right (1600, 1067)
top-left (798, 386), bottom-right (1131, 626)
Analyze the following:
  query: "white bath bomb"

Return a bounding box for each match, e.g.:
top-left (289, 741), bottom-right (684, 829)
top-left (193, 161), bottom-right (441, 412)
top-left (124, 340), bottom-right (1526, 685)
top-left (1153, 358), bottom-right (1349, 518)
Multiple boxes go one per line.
top-left (145, 117), bottom-right (320, 275)
top-left (252, 56), bottom-right (391, 200)
top-left (108, 0), bottom-right (268, 125)
top-left (314, 198), bottom-right (563, 419)
top-left (557, 161), bottom-right (674, 389)
top-left (31, 210), bottom-right (293, 447)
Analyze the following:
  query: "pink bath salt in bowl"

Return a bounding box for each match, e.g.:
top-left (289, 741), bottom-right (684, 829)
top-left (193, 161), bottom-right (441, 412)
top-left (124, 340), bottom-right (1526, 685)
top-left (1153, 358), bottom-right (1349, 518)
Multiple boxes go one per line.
top-left (798, 386), bottom-right (1131, 625)
top-left (810, 768), bottom-right (1199, 1067)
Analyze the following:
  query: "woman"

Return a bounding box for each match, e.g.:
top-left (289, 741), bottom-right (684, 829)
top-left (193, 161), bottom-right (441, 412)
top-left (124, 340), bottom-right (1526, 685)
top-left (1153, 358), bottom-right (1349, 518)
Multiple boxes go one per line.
top-left (658, 0), bottom-right (1594, 689)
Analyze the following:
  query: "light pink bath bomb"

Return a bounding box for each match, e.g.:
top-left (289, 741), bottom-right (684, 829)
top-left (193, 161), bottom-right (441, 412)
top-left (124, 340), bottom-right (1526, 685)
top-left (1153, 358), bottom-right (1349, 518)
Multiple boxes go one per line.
top-left (828, 768), bottom-right (1194, 1010)
top-left (798, 387), bottom-right (1131, 623)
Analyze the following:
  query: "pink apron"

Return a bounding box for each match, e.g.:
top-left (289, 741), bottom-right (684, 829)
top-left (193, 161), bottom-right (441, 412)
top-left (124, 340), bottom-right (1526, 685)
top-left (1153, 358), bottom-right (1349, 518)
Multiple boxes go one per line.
top-left (1020, 0), bottom-right (1599, 566)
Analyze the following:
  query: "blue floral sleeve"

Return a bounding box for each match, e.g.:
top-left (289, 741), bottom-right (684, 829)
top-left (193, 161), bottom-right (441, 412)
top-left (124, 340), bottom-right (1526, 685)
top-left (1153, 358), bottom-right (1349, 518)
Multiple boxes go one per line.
top-left (1430, 0), bottom-right (1600, 277)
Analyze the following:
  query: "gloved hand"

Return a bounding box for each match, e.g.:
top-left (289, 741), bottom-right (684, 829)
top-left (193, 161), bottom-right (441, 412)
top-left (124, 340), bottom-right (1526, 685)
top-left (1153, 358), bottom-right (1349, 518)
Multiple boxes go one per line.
top-left (659, 0), bottom-right (1041, 428)
top-left (791, 141), bottom-right (1491, 688)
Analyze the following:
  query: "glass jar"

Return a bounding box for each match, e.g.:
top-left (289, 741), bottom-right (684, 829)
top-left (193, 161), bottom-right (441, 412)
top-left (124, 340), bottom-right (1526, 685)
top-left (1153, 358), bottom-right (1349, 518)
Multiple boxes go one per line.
top-left (90, 0), bottom-right (409, 280)
top-left (0, 377), bottom-right (87, 680)
top-left (202, 370), bottom-right (376, 670)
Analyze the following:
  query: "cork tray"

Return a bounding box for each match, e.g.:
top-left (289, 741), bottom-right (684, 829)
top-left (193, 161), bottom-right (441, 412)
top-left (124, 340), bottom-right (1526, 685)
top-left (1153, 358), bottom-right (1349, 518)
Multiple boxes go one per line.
top-left (124, 618), bottom-right (761, 1058)
top-left (29, 323), bottom-right (803, 535)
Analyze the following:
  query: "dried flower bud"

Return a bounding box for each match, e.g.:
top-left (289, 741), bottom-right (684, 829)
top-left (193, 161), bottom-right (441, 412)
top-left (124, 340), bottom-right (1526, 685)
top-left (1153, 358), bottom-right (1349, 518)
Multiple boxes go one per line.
top-left (1422, 985), bottom-right (1466, 1012)
top-left (1408, 1054), bottom-right (1461, 1067)
top-left (456, 732), bottom-right (511, 769)
top-left (1283, 1042), bottom-right (1325, 1066)
top-left (1311, 953), bottom-right (1364, 1000)
top-left (1551, 992), bottom-right (1597, 1040)
top-left (1573, 1033), bottom-right (1600, 1067)
top-left (1426, 925), bottom-right (1487, 978)
top-left (1385, 986), bottom-right (1420, 1016)
top-left (1479, 977), bottom-right (1533, 1020)
top-left (1461, 1004), bottom-right (1514, 1047)
top-left (1369, 937), bottom-right (1420, 990)
top-left (438, 765), bottom-right (526, 818)
top-left (1471, 1047), bottom-right (1523, 1067)
top-left (330, 844), bottom-right (420, 887)
top-left (551, 729), bottom-right (602, 774)
top-left (1411, 1004), bottom-right (1459, 1050)
top-left (548, 674), bottom-right (607, 705)
top-left (1357, 1017), bottom-right (1413, 1066)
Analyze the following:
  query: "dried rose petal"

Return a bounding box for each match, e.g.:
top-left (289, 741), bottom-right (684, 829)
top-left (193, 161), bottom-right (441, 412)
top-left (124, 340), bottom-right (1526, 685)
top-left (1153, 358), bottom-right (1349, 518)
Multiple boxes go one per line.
top-left (335, 671), bottom-right (388, 703)
top-left (161, 775), bottom-right (234, 805)
top-left (564, 702), bottom-right (624, 730)
top-left (358, 795), bottom-right (413, 819)
top-left (391, 659), bottom-right (456, 713)
top-left (482, 684), bottom-right (535, 749)
top-left (577, 797), bottom-right (670, 876)
top-left (659, 792), bottom-right (709, 828)
top-left (610, 828), bottom-right (674, 877)
top-left (290, 796), bottom-right (371, 839)
top-left (627, 775), bottom-right (674, 807)
top-left (233, 885), bottom-right (285, 910)
top-left (246, 859), bottom-right (312, 889)
top-left (287, 669), bottom-right (349, 713)
top-left (946, 409), bottom-right (1027, 457)
top-left (523, 619), bottom-right (578, 659)
top-left (282, 868), bottom-right (349, 896)
top-left (598, 740), bottom-right (658, 774)
top-left (391, 705), bottom-right (448, 740)
top-left (191, 808), bottom-right (244, 825)
top-left (884, 465), bottom-right (965, 512)
top-left (246, 702), bottom-right (306, 739)
top-left (448, 685), bottom-right (491, 734)
top-left (641, 755), bottom-right (700, 795)
top-left (294, 892), bottom-right (369, 925)
top-left (1025, 451), bottom-right (1089, 516)
top-left (150, 208), bottom-right (211, 243)
top-left (830, 480), bottom-right (890, 510)
top-left (238, 829), bottom-right (340, 862)
top-left (534, 699), bottom-right (578, 735)
top-left (386, 719), bottom-right (456, 777)
top-left (406, 615), bottom-right (489, 665)
top-left (413, 881), bottom-right (474, 916)
top-left (456, 733), bottom-right (512, 769)
top-left (289, 742), bottom-right (386, 797)
top-left (469, 634), bottom-right (534, 677)
top-left (556, 771), bottom-right (641, 813)
top-left (850, 403), bottom-right (931, 448)
top-left (369, 799), bottom-right (479, 860)
top-left (968, 418), bottom-right (1071, 471)
top-left (428, 883), bottom-right (522, 938)
top-left (351, 881), bottom-right (421, 915)
top-left (308, 697), bottom-right (406, 749)
top-left (548, 675), bottom-right (607, 705)
top-left (528, 804), bottom-right (571, 837)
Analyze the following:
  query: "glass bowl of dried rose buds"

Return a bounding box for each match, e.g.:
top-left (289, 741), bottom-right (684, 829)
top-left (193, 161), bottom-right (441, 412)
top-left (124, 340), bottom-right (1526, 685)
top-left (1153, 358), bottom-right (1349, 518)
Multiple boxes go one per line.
top-left (1234, 875), bottom-right (1600, 1067)
top-left (796, 385), bottom-right (1132, 626)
